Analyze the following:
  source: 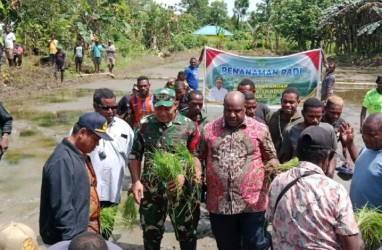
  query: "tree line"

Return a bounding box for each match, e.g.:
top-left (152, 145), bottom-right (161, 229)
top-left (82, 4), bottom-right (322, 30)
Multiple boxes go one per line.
top-left (0, 0), bottom-right (381, 56)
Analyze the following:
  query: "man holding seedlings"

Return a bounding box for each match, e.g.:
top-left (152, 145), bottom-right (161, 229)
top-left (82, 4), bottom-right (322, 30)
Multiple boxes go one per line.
top-left (39, 112), bottom-right (112, 245)
top-left (266, 126), bottom-right (363, 249)
top-left (195, 91), bottom-right (278, 250)
top-left (129, 88), bottom-right (201, 250)
top-left (89, 88), bottom-right (134, 239)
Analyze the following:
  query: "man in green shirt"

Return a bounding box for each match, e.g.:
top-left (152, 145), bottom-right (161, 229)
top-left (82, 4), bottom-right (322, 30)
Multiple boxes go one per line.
top-left (360, 75), bottom-right (382, 132)
top-left (129, 88), bottom-right (201, 250)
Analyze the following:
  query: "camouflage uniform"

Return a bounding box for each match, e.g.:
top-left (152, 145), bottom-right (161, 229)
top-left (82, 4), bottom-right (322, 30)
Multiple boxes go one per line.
top-left (129, 112), bottom-right (200, 250)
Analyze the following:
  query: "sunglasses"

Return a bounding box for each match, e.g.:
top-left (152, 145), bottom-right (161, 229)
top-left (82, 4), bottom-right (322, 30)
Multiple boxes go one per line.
top-left (97, 104), bottom-right (118, 110)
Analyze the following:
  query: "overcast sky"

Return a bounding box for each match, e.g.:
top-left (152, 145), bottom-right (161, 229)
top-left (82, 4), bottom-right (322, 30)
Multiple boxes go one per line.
top-left (154, 0), bottom-right (260, 17)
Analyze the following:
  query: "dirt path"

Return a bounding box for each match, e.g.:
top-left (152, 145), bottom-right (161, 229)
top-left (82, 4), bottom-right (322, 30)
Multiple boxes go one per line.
top-left (0, 52), bottom-right (377, 249)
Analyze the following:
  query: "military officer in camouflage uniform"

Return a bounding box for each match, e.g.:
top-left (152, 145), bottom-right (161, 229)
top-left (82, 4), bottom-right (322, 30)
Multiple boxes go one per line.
top-left (129, 88), bottom-right (202, 250)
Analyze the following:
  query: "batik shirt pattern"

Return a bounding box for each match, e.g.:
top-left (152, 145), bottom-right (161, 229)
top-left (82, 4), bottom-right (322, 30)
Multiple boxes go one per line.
top-left (196, 116), bottom-right (277, 214)
top-left (266, 161), bottom-right (359, 249)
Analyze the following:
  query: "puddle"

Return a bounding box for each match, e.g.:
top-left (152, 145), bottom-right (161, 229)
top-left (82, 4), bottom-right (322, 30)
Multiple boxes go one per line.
top-left (335, 89), bottom-right (368, 105)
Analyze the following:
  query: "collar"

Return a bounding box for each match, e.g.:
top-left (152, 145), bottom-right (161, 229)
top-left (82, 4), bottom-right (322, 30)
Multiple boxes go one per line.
top-left (297, 161), bottom-right (325, 175)
top-left (277, 108), bottom-right (302, 121)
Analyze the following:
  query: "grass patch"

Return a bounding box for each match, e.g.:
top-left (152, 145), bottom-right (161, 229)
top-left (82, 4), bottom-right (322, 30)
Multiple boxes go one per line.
top-left (4, 151), bottom-right (35, 165)
top-left (19, 129), bottom-right (37, 137)
top-left (265, 157), bottom-right (299, 186)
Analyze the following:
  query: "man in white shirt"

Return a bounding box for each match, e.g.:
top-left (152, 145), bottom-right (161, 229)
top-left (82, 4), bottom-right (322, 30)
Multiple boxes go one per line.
top-left (89, 88), bottom-right (134, 240)
top-left (106, 40), bottom-right (116, 74)
top-left (207, 76), bottom-right (228, 102)
top-left (3, 27), bottom-right (15, 67)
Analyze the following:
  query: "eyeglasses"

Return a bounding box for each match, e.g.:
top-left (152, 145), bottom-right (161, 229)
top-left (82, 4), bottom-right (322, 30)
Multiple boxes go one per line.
top-left (97, 104), bottom-right (118, 110)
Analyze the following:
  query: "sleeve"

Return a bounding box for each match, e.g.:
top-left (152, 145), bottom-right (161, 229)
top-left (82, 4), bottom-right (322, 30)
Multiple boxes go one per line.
top-left (128, 126), bottom-right (144, 161)
top-left (333, 186), bottom-right (360, 236)
top-left (0, 103), bottom-right (12, 135)
top-left (362, 91), bottom-right (371, 109)
top-left (47, 157), bottom-right (77, 240)
top-left (194, 126), bottom-right (209, 160)
top-left (278, 129), bottom-right (292, 161)
top-left (187, 122), bottom-right (200, 152)
top-left (260, 126), bottom-right (278, 161)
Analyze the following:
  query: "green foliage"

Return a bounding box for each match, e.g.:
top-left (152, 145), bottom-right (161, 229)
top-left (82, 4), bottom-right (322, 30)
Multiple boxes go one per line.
top-left (355, 206), bottom-right (382, 249)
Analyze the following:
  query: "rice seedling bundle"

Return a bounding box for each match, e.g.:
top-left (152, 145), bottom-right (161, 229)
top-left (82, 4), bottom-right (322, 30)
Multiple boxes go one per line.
top-left (100, 206), bottom-right (117, 237)
top-left (121, 193), bottom-right (138, 229)
top-left (354, 206), bottom-right (382, 249)
top-left (264, 157), bottom-right (299, 186)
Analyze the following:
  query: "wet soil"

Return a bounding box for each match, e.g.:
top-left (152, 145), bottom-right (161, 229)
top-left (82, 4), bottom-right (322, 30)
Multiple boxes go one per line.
top-left (0, 52), bottom-right (380, 249)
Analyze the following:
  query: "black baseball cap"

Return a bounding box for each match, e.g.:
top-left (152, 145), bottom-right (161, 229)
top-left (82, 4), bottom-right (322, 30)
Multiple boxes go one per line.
top-left (297, 126), bottom-right (333, 151)
top-left (76, 112), bottom-right (113, 141)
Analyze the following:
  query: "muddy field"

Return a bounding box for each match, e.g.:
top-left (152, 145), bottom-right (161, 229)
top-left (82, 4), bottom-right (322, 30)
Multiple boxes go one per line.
top-left (0, 53), bottom-right (379, 249)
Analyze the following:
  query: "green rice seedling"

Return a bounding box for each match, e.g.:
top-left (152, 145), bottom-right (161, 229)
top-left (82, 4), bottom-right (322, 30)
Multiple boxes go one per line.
top-left (149, 149), bottom-right (184, 183)
top-left (122, 193), bottom-right (138, 229)
top-left (264, 157), bottom-right (299, 186)
top-left (355, 206), bottom-right (382, 249)
top-left (100, 206), bottom-right (117, 237)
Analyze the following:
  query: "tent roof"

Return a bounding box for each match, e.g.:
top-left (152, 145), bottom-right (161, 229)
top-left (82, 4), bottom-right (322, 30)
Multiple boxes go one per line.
top-left (193, 24), bottom-right (233, 36)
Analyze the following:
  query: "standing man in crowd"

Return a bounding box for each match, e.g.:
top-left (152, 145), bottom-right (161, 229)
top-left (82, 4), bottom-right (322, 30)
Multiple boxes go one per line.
top-left (3, 26), bottom-right (15, 67)
top-left (350, 112), bottom-right (382, 210)
top-left (360, 75), bottom-right (382, 132)
top-left (54, 45), bottom-right (66, 83)
top-left (13, 43), bottom-right (23, 67)
top-left (48, 34), bottom-right (58, 66)
top-left (117, 84), bottom-right (138, 123)
top-left (185, 48), bottom-right (204, 90)
top-left (266, 126), bottom-right (363, 249)
top-left (237, 78), bottom-right (270, 123)
top-left (92, 40), bottom-right (103, 73)
top-left (243, 92), bottom-right (266, 124)
top-left (267, 87), bottom-right (302, 152)
top-left (321, 56), bottom-right (336, 103)
top-left (74, 40), bottom-right (84, 74)
top-left (0, 102), bottom-right (12, 160)
top-left (89, 88), bottom-right (134, 239)
top-left (128, 76), bottom-right (154, 128)
top-left (106, 40), bottom-right (116, 75)
top-left (39, 112), bottom-right (112, 245)
top-left (196, 91), bottom-right (278, 250)
top-left (129, 88), bottom-right (201, 250)
top-left (179, 90), bottom-right (208, 128)
top-left (278, 97), bottom-right (337, 164)
top-left (174, 80), bottom-right (189, 110)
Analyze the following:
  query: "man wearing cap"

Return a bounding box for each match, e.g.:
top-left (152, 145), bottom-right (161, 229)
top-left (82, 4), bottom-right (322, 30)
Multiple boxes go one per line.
top-left (39, 112), bottom-right (112, 245)
top-left (360, 75), bottom-right (382, 132)
top-left (278, 97), bottom-right (337, 164)
top-left (89, 88), bottom-right (134, 239)
top-left (266, 126), bottom-right (363, 249)
top-left (195, 91), bottom-right (278, 250)
top-left (127, 76), bottom-right (154, 128)
top-left (129, 88), bottom-right (202, 250)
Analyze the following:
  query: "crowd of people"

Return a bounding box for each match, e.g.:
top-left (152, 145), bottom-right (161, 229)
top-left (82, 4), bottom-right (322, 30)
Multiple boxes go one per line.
top-left (1, 48), bottom-right (382, 250)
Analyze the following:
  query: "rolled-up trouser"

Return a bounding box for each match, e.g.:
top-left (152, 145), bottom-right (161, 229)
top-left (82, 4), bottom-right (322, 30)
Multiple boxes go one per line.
top-left (140, 180), bottom-right (200, 250)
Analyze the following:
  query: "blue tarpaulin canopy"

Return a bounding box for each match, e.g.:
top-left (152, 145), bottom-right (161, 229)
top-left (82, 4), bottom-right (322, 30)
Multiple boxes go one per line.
top-left (193, 24), bottom-right (233, 36)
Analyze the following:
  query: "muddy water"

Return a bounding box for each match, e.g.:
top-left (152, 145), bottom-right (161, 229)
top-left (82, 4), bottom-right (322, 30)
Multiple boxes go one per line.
top-left (0, 74), bottom-right (373, 249)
